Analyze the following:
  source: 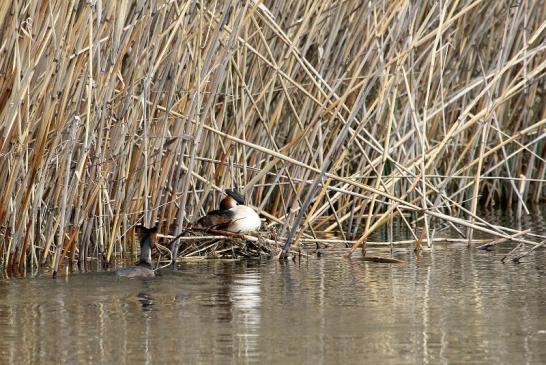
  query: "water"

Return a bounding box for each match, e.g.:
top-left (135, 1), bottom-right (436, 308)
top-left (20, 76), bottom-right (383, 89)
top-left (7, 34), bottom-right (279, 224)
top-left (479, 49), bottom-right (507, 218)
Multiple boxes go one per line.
top-left (1, 212), bottom-right (546, 364)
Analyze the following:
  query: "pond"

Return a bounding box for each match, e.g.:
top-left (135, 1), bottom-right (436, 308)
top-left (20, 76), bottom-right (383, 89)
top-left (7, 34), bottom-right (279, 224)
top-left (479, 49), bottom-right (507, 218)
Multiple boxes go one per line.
top-left (1, 210), bottom-right (545, 364)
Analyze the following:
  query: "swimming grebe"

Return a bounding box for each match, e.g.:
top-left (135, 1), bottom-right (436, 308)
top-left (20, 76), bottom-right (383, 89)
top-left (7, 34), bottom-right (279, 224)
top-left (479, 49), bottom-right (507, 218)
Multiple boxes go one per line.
top-left (196, 190), bottom-right (261, 233)
top-left (116, 225), bottom-right (157, 278)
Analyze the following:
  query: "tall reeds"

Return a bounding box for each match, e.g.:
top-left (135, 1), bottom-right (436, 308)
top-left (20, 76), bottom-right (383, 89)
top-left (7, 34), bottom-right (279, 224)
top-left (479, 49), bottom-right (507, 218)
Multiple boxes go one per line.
top-left (0, 0), bottom-right (545, 272)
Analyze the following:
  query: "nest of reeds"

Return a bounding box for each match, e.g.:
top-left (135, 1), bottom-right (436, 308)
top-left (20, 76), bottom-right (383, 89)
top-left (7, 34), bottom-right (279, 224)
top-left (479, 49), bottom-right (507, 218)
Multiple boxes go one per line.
top-left (157, 228), bottom-right (280, 263)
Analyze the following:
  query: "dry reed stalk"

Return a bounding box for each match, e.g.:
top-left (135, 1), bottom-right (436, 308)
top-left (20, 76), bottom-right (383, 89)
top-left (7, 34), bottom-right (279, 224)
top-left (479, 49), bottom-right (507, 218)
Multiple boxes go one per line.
top-left (506, 239), bottom-right (546, 263)
top-left (476, 229), bottom-right (531, 250)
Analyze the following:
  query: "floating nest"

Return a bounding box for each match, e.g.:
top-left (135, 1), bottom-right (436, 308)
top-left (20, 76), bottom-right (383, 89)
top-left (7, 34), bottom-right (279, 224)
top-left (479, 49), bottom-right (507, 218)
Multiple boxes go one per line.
top-left (156, 228), bottom-right (281, 263)
top-left (154, 227), bottom-right (421, 265)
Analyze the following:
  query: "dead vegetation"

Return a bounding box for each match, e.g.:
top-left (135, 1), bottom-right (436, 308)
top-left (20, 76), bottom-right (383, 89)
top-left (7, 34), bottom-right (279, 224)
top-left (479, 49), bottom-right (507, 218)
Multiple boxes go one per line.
top-left (0, 0), bottom-right (545, 273)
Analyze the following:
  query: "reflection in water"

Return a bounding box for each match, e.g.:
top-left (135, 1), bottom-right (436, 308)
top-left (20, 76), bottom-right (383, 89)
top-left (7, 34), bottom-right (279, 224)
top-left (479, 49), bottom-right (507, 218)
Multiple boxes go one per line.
top-left (0, 211), bottom-right (546, 364)
top-left (232, 272), bottom-right (261, 361)
top-left (137, 292), bottom-right (154, 312)
top-left (0, 251), bottom-right (545, 364)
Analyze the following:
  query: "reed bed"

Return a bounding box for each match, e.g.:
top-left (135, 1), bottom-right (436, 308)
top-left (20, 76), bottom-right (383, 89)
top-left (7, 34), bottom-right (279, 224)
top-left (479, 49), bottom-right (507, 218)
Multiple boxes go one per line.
top-left (0, 0), bottom-right (545, 274)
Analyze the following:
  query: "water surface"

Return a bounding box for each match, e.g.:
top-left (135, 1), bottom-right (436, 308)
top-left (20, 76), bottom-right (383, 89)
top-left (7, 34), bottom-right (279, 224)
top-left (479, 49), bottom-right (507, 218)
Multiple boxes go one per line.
top-left (1, 212), bottom-right (545, 364)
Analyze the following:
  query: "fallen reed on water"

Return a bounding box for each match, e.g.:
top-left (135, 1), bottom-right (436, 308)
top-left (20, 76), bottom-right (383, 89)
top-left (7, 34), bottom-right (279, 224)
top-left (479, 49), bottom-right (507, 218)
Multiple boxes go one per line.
top-left (0, 0), bottom-right (545, 274)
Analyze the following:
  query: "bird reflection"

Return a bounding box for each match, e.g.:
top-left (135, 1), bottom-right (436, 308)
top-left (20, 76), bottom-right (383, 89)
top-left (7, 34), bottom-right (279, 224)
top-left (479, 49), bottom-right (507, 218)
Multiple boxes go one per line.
top-left (137, 292), bottom-right (154, 312)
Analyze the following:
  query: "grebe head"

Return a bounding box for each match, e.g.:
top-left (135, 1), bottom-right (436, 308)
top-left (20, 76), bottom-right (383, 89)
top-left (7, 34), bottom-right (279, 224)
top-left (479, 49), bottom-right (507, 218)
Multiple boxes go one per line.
top-left (219, 189), bottom-right (245, 209)
top-left (226, 189), bottom-right (245, 204)
top-left (135, 225), bottom-right (158, 264)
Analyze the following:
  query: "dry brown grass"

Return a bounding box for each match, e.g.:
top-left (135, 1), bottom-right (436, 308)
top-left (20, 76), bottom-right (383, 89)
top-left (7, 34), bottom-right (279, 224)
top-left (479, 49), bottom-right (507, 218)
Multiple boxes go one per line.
top-left (0, 0), bottom-right (545, 273)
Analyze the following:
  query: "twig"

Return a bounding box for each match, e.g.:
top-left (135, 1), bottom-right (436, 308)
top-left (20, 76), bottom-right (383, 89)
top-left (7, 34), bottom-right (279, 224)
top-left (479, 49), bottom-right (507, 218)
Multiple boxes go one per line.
top-left (502, 239), bottom-right (546, 263)
top-left (476, 229), bottom-right (531, 250)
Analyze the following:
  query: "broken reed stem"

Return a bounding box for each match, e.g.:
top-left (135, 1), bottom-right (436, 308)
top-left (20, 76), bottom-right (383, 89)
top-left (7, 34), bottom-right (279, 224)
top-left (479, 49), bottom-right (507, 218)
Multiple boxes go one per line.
top-left (505, 239), bottom-right (546, 263)
top-left (476, 229), bottom-right (531, 250)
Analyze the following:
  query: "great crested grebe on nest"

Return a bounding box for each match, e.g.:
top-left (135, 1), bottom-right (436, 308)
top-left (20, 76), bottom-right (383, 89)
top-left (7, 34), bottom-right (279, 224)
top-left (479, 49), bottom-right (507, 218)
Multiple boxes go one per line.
top-left (167, 190), bottom-right (270, 262)
top-left (195, 189), bottom-right (261, 233)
